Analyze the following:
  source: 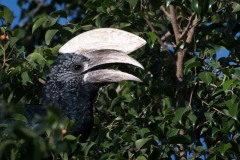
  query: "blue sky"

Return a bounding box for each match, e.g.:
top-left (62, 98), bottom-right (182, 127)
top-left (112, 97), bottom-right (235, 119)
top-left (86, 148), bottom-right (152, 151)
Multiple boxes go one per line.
top-left (0, 0), bottom-right (20, 28)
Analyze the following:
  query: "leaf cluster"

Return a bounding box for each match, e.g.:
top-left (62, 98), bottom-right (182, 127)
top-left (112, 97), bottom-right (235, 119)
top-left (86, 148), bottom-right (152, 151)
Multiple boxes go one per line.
top-left (0, 0), bottom-right (240, 159)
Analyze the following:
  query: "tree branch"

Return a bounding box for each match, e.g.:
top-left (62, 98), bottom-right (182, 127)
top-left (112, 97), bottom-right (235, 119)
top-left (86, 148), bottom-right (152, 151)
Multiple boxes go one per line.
top-left (160, 5), bottom-right (171, 18)
top-left (179, 13), bottom-right (196, 40)
top-left (178, 129), bottom-right (187, 160)
top-left (169, 5), bottom-right (181, 44)
top-left (176, 15), bottom-right (199, 81)
top-left (161, 31), bottom-right (171, 41)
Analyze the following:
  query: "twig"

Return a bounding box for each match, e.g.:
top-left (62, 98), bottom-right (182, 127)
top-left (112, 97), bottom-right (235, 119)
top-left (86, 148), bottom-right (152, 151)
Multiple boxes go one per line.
top-left (1, 45), bottom-right (6, 67)
top-left (144, 17), bottom-right (168, 51)
top-left (161, 31), bottom-right (171, 41)
top-left (179, 13), bottom-right (196, 40)
top-left (38, 78), bottom-right (45, 85)
top-left (212, 107), bottom-right (225, 115)
top-left (185, 15), bottom-right (199, 44)
top-left (160, 5), bottom-right (171, 18)
top-left (144, 17), bottom-right (175, 62)
top-left (188, 83), bottom-right (196, 108)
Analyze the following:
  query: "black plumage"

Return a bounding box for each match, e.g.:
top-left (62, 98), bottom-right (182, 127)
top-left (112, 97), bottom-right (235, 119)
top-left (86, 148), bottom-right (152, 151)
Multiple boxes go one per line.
top-left (43, 53), bottom-right (99, 140)
top-left (11, 28), bottom-right (146, 141)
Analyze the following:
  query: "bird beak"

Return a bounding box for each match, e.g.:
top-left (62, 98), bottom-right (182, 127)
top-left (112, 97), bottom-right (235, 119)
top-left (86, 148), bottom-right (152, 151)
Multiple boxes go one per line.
top-left (81, 50), bottom-right (143, 83)
top-left (59, 28), bottom-right (146, 84)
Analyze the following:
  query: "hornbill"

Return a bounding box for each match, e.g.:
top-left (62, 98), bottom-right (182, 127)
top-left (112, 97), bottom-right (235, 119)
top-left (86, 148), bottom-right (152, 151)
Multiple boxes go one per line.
top-left (23, 28), bottom-right (146, 141)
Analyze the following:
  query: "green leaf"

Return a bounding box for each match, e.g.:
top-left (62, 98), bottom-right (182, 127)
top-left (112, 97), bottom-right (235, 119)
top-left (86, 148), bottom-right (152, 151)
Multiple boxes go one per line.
top-left (135, 138), bottom-right (151, 150)
top-left (119, 22), bottom-right (131, 29)
top-left (51, 44), bottom-right (62, 55)
top-left (0, 140), bottom-right (17, 157)
top-left (82, 142), bottom-right (95, 156)
top-left (122, 132), bottom-right (132, 142)
top-left (11, 113), bottom-right (27, 123)
top-left (222, 79), bottom-right (234, 91)
top-left (18, 126), bottom-right (38, 138)
top-left (64, 135), bottom-right (77, 141)
top-left (219, 142), bottom-right (232, 155)
top-left (46, 16), bottom-right (58, 27)
top-left (211, 14), bottom-right (220, 23)
top-left (185, 57), bottom-right (196, 67)
top-left (184, 57), bottom-right (201, 73)
top-left (204, 112), bottom-right (214, 122)
top-left (100, 141), bottom-right (112, 149)
top-left (2, 6), bottom-right (14, 25)
top-left (21, 71), bottom-right (32, 85)
top-left (198, 72), bottom-right (213, 85)
top-left (194, 146), bottom-right (205, 152)
top-left (191, 0), bottom-right (201, 15)
top-left (188, 114), bottom-right (197, 126)
top-left (9, 37), bottom-right (18, 47)
top-left (168, 135), bottom-right (192, 144)
top-left (148, 32), bottom-right (157, 47)
top-left (80, 24), bottom-right (93, 30)
top-left (136, 156), bottom-right (147, 160)
top-left (130, 0), bottom-right (138, 9)
top-left (32, 17), bottom-right (46, 33)
top-left (45, 29), bottom-right (58, 45)
top-left (225, 94), bottom-right (239, 120)
top-left (140, 128), bottom-right (150, 137)
top-left (232, 2), bottom-right (240, 13)
top-left (167, 128), bottom-right (179, 137)
top-left (172, 108), bottom-right (190, 124)
top-left (110, 96), bottom-right (126, 108)
top-left (27, 52), bottom-right (46, 68)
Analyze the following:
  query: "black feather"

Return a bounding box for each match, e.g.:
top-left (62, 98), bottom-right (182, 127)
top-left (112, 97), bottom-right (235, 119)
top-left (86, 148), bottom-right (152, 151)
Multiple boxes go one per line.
top-left (25, 53), bottom-right (100, 141)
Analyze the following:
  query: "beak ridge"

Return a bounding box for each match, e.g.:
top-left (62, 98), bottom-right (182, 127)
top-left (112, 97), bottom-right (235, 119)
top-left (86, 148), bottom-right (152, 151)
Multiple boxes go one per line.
top-left (84, 69), bottom-right (142, 84)
top-left (81, 50), bottom-right (144, 73)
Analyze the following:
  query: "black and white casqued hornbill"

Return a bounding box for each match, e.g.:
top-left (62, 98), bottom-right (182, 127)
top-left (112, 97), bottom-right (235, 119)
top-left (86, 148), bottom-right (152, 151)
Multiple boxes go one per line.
top-left (24, 28), bottom-right (146, 141)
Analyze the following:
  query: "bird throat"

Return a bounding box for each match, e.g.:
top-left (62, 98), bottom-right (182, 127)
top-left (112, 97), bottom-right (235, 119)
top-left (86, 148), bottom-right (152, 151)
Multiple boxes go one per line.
top-left (43, 77), bottom-right (99, 141)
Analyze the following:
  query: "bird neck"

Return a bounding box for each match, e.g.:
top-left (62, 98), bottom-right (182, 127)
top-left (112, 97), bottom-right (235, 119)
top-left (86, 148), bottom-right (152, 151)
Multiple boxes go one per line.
top-left (43, 80), bottom-right (99, 140)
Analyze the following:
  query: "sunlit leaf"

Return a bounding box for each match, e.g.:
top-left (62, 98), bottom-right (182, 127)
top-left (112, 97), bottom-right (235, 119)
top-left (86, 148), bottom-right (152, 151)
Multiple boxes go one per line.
top-left (21, 71), bottom-right (32, 85)
top-left (130, 0), bottom-right (138, 9)
top-left (198, 72), bottom-right (213, 85)
top-left (64, 135), bottom-right (77, 141)
top-left (136, 156), bottom-right (147, 160)
top-left (191, 0), bottom-right (201, 15)
top-left (135, 138), bottom-right (151, 150)
top-left (148, 32), bottom-right (157, 47)
top-left (32, 17), bottom-right (46, 33)
top-left (232, 2), bottom-right (240, 13)
top-left (1, 6), bottom-right (14, 25)
top-left (172, 108), bottom-right (190, 124)
top-left (219, 142), bottom-right (232, 155)
top-left (45, 29), bottom-right (58, 45)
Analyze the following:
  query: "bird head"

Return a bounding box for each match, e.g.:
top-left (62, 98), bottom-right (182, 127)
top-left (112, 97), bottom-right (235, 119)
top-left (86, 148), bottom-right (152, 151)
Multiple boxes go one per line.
top-left (42, 28), bottom-right (146, 140)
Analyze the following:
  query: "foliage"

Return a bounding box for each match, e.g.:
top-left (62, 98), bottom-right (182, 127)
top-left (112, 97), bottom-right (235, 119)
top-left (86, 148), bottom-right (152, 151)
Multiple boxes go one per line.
top-left (0, 0), bottom-right (240, 159)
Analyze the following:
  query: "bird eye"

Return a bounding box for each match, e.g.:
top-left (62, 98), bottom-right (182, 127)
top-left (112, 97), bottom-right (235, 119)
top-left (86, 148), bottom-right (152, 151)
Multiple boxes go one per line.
top-left (71, 64), bottom-right (82, 72)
